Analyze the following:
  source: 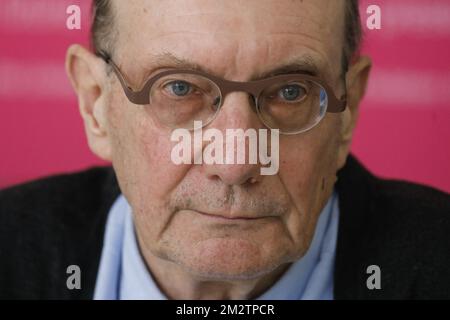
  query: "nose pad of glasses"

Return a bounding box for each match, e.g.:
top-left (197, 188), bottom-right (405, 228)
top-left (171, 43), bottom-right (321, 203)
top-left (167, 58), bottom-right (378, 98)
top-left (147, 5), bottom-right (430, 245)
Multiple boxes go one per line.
top-left (212, 96), bottom-right (221, 111)
top-left (247, 94), bottom-right (257, 112)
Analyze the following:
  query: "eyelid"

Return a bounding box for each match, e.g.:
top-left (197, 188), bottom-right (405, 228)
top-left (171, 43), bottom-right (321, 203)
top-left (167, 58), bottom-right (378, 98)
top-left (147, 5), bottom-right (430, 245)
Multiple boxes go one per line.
top-left (267, 79), bottom-right (310, 91)
top-left (286, 81), bottom-right (310, 90)
top-left (162, 79), bottom-right (191, 88)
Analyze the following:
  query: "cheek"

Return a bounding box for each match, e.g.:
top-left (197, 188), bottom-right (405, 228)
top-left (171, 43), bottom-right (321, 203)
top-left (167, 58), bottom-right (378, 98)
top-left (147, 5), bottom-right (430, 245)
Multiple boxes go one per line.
top-left (277, 116), bottom-right (340, 245)
top-left (280, 134), bottom-right (338, 196)
top-left (108, 105), bottom-right (192, 235)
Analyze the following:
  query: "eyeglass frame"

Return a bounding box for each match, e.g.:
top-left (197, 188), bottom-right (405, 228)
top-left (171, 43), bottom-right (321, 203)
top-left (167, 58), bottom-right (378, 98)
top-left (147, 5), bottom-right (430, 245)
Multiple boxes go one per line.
top-left (97, 50), bottom-right (347, 134)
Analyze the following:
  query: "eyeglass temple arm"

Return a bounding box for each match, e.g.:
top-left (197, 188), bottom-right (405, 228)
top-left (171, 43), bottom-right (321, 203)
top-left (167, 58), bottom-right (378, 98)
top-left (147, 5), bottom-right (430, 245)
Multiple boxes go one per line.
top-left (327, 94), bottom-right (347, 113)
top-left (326, 71), bottom-right (347, 113)
top-left (96, 50), bottom-right (148, 104)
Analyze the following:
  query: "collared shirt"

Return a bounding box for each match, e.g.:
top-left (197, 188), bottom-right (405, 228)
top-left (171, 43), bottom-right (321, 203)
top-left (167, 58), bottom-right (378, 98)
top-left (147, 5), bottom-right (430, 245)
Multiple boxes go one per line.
top-left (94, 191), bottom-right (339, 300)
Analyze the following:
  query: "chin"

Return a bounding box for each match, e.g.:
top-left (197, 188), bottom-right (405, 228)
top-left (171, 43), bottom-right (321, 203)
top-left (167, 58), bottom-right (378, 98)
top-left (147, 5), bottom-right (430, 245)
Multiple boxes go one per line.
top-left (174, 237), bottom-right (290, 281)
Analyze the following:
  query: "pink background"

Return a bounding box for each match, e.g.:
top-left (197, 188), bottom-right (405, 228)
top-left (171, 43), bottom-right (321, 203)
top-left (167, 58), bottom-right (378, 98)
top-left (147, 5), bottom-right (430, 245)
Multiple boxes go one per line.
top-left (0, 0), bottom-right (449, 193)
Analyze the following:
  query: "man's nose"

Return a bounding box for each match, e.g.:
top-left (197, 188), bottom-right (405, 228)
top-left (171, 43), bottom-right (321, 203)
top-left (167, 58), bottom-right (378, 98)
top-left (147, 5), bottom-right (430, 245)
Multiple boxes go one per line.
top-left (202, 92), bottom-right (265, 186)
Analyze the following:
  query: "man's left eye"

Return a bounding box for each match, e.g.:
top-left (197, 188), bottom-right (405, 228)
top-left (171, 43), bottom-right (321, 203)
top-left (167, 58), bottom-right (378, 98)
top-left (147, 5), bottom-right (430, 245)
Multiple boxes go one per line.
top-left (167, 81), bottom-right (192, 96)
top-left (278, 84), bottom-right (307, 102)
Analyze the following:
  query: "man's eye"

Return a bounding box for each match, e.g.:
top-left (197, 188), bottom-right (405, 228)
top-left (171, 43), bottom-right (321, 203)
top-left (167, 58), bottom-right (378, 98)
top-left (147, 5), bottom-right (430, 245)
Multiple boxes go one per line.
top-left (278, 84), bottom-right (307, 102)
top-left (165, 81), bottom-right (192, 97)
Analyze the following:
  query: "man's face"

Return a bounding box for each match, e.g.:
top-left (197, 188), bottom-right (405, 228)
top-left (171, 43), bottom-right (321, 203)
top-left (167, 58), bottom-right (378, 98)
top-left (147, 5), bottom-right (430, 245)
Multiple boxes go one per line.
top-left (106, 0), bottom-right (348, 279)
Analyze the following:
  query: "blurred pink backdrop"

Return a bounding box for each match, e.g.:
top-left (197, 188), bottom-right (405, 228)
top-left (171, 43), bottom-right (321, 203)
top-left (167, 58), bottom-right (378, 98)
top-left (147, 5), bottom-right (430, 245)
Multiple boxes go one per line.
top-left (0, 0), bottom-right (449, 192)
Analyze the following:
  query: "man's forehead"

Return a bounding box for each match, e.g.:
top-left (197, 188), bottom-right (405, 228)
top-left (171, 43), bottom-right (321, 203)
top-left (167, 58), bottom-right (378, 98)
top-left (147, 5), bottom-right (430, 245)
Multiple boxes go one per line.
top-left (114, 0), bottom-right (344, 35)
top-left (112, 0), bottom-right (345, 80)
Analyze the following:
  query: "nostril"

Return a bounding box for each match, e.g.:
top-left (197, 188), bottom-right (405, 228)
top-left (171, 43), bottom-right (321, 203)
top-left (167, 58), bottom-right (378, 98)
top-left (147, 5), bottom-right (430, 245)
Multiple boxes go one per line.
top-left (207, 173), bottom-right (221, 182)
top-left (245, 176), bottom-right (261, 185)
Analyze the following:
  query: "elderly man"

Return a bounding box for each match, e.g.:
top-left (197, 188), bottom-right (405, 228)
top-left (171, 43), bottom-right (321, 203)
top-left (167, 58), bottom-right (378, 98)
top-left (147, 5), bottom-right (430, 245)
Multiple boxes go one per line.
top-left (0, 0), bottom-right (449, 300)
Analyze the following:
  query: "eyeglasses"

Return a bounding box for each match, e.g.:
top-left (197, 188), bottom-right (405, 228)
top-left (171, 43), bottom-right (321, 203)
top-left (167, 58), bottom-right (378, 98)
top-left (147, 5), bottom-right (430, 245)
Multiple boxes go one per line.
top-left (98, 51), bottom-right (347, 135)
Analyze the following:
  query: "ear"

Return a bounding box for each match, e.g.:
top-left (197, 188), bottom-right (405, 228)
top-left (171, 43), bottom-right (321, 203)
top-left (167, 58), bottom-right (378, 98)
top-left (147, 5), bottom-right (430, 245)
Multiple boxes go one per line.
top-left (65, 44), bottom-right (112, 161)
top-left (336, 55), bottom-right (372, 170)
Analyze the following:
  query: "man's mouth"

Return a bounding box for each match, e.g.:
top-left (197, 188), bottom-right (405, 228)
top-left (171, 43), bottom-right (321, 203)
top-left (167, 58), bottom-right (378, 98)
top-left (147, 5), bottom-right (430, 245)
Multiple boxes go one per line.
top-left (192, 209), bottom-right (276, 222)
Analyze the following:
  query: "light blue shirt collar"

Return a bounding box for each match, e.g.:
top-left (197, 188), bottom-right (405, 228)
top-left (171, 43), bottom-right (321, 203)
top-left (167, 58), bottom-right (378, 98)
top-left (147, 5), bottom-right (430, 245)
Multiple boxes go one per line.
top-left (94, 191), bottom-right (339, 300)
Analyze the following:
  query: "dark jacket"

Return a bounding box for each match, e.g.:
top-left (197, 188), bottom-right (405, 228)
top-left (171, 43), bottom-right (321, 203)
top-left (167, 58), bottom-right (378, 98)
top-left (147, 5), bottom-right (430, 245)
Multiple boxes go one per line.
top-left (0, 154), bottom-right (449, 299)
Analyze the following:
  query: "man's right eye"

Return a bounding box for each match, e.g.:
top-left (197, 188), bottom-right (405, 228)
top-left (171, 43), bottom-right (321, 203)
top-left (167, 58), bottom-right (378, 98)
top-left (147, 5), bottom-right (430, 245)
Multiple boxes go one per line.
top-left (278, 84), bottom-right (307, 102)
top-left (164, 80), bottom-right (193, 97)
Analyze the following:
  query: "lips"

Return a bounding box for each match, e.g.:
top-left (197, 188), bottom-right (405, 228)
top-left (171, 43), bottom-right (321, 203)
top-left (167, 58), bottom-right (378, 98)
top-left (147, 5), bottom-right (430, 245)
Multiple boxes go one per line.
top-left (193, 209), bottom-right (274, 221)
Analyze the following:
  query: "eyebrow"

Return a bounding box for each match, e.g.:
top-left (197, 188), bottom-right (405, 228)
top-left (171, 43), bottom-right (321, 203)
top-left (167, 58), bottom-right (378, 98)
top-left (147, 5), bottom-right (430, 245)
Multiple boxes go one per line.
top-left (141, 52), bottom-right (321, 81)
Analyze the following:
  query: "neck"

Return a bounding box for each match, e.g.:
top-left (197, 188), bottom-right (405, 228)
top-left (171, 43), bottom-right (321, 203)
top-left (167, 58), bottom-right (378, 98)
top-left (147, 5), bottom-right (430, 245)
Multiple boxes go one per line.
top-left (145, 253), bottom-right (290, 300)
